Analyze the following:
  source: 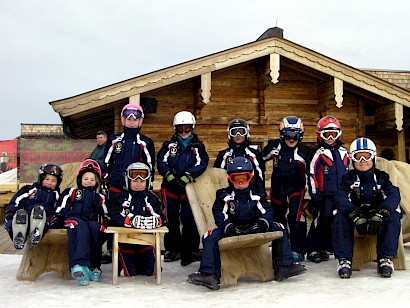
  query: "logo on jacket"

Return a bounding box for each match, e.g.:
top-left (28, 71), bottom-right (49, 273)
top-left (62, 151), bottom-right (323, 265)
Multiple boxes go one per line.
top-left (323, 166), bottom-right (329, 175)
top-left (227, 157), bottom-right (233, 164)
top-left (75, 189), bottom-right (83, 200)
top-left (273, 157), bottom-right (279, 168)
top-left (229, 202), bottom-right (236, 215)
top-left (115, 143), bottom-right (122, 153)
top-left (170, 146), bottom-right (177, 155)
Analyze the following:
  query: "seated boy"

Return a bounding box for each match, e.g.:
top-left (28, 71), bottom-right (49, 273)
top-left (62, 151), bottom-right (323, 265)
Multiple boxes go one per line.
top-left (333, 137), bottom-right (402, 278)
top-left (188, 157), bottom-right (306, 290)
top-left (110, 162), bottom-right (166, 276)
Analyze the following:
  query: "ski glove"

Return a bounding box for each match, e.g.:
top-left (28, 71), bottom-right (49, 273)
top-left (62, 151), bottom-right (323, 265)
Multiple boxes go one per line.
top-left (165, 171), bottom-right (177, 183)
top-left (224, 223), bottom-right (236, 236)
top-left (258, 218), bottom-right (270, 232)
top-left (349, 209), bottom-right (368, 235)
top-left (132, 215), bottom-right (162, 229)
top-left (368, 208), bottom-right (390, 235)
top-left (177, 172), bottom-right (193, 188)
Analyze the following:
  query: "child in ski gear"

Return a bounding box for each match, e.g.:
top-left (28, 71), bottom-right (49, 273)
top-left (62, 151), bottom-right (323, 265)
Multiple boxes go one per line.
top-left (188, 157), bottom-right (306, 290)
top-left (333, 137), bottom-right (401, 278)
top-left (3, 163), bottom-right (63, 249)
top-left (214, 118), bottom-right (266, 196)
top-left (110, 162), bottom-right (166, 276)
top-left (102, 104), bottom-right (156, 264)
top-left (53, 159), bottom-right (109, 286)
top-left (157, 111), bottom-right (209, 266)
top-left (262, 116), bottom-right (310, 262)
top-left (306, 116), bottom-right (350, 263)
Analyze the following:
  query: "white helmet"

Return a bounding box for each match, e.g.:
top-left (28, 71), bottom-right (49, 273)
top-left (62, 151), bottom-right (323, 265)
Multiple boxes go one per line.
top-left (173, 111), bottom-right (196, 129)
top-left (350, 137), bottom-right (377, 162)
top-left (124, 162), bottom-right (151, 190)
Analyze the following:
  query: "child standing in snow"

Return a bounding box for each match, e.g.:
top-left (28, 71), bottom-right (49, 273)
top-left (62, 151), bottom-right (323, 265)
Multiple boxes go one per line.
top-left (54, 159), bottom-right (109, 286)
top-left (110, 162), bottom-right (166, 276)
top-left (3, 163), bottom-right (63, 249)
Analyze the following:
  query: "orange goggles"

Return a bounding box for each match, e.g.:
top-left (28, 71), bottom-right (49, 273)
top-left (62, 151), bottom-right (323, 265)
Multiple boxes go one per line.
top-left (352, 151), bottom-right (375, 162)
top-left (228, 172), bottom-right (253, 184)
top-left (127, 169), bottom-right (150, 181)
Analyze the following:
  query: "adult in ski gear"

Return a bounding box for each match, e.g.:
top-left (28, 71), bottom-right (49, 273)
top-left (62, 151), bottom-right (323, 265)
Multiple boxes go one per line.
top-left (333, 137), bottom-right (401, 278)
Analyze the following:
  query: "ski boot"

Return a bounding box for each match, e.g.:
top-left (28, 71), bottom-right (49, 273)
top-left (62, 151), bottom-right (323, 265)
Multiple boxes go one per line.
top-left (187, 272), bottom-right (220, 290)
top-left (274, 262), bottom-right (306, 281)
top-left (29, 205), bottom-right (46, 246)
top-left (307, 251), bottom-right (322, 263)
top-left (12, 209), bottom-right (28, 250)
top-left (292, 251), bottom-right (305, 262)
top-left (378, 258), bottom-right (394, 278)
top-left (101, 250), bottom-right (112, 264)
top-left (321, 250), bottom-right (332, 262)
top-left (71, 265), bottom-right (91, 286)
top-left (181, 251), bottom-right (202, 266)
top-left (337, 259), bottom-right (352, 279)
top-left (90, 268), bottom-right (102, 282)
top-left (164, 251), bottom-right (181, 262)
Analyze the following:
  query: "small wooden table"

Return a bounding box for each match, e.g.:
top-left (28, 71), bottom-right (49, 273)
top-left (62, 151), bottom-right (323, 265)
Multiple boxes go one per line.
top-left (106, 226), bottom-right (169, 285)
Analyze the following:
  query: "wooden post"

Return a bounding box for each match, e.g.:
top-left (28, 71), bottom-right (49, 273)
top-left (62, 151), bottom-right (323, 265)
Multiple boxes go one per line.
top-left (395, 103), bottom-right (405, 162)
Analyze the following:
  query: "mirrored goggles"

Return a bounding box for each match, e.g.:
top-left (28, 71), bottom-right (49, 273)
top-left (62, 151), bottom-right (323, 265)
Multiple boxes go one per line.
top-left (229, 126), bottom-right (248, 137)
top-left (42, 165), bottom-right (63, 177)
top-left (176, 125), bottom-right (193, 134)
top-left (122, 108), bottom-right (144, 119)
top-left (320, 129), bottom-right (341, 140)
top-left (127, 169), bottom-right (150, 181)
top-left (228, 172), bottom-right (253, 184)
top-left (282, 130), bottom-right (302, 141)
top-left (351, 151), bottom-right (375, 162)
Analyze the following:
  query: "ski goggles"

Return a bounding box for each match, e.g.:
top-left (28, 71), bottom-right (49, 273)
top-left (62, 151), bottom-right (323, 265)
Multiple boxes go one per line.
top-left (127, 169), bottom-right (150, 181)
top-left (228, 172), bottom-right (253, 184)
top-left (176, 125), bottom-right (193, 134)
top-left (229, 126), bottom-right (248, 137)
top-left (351, 151), bottom-right (375, 162)
top-left (121, 108), bottom-right (144, 119)
top-left (42, 165), bottom-right (63, 177)
top-left (320, 129), bottom-right (341, 141)
top-left (282, 130), bottom-right (302, 141)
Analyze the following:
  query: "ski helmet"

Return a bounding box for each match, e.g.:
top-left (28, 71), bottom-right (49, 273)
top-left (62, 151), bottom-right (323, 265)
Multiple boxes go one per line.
top-left (279, 116), bottom-right (304, 142)
top-left (226, 157), bottom-right (254, 185)
top-left (227, 118), bottom-right (250, 140)
top-left (124, 162), bottom-right (151, 190)
top-left (76, 159), bottom-right (102, 187)
top-left (316, 116), bottom-right (342, 142)
top-left (121, 104), bottom-right (144, 127)
top-left (38, 163), bottom-right (63, 189)
top-left (350, 137), bottom-right (377, 163)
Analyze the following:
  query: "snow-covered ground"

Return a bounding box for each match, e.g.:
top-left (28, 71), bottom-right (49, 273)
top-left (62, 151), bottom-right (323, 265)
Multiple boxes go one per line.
top-left (2, 245), bottom-right (410, 307)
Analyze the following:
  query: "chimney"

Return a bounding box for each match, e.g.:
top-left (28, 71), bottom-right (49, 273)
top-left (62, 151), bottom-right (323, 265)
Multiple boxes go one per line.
top-left (256, 27), bottom-right (284, 41)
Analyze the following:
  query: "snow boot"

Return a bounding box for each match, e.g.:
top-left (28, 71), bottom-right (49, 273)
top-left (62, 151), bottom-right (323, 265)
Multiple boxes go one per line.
top-left (71, 265), bottom-right (91, 286)
top-left (181, 251), bottom-right (202, 266)
top-left (378, 258), bottom-right (394, 278)
top-left (337, 259), bottom-right (352, 279)
top-left (12, 209), bottom-right (28, 250)
top-left (90, 268), bottom-right (102, 282)
top-left (164, 251), bottom-right (181, 262)
top-left (274, 262), bottom-right (306, 281)
top-left (101, 250), bottom-right (112, 264)
top-left (292, 251), bottom-right (305, 262)
top-left (307, 251), bottom-right (322, 263)
top-left (187, 272), bottom-right (220, 290)
top-left (321, 250), bottom-right (332, 261)
top-left (29, 205), bottom-right (46, 246)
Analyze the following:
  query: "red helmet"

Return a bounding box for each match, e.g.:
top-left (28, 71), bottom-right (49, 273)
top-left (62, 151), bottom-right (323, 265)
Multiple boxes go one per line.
top-left (316, 116), bottom-right (342, 142)
top-left (77, 159), bottom-right (102, 186)
top-left (121, 104), bottom-right (144, 127)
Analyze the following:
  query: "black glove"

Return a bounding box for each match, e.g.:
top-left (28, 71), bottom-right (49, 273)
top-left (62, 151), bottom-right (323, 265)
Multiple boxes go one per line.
top-left (368, 208), bottom-right (390, 235)
top-left (258, 218), bottom-right (270, 232)
top-left (349, 209), bottom-right (368, 235)
top-left (234, 223), bottom-right (260, 235)
top-left (177, 172), bottom-right (193, 188)
top-left (224, 223), bottom-right (236, 236)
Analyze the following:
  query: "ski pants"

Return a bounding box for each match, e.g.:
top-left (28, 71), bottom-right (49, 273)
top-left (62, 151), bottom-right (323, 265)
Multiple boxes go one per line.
top-left (270, 189), bottom-right (307, 253)
top-left (332, 210), bottom-right (402, 260)
top-left (65, 217), bottom-right (102, 269)
top-left (198, 222), bottom-right (294, 278)
top-left (306, 196), bottom-right (334, 254)
top-left (118, 243), bottom-right (155, 276)
top-left (162, 187), bottom-right (200, 259)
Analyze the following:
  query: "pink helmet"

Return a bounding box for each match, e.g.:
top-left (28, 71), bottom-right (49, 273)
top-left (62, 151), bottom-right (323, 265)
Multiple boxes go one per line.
top-left (77, 159), bottom-right (102, 186)
top-left (121, 104), bottom-right (144, 127)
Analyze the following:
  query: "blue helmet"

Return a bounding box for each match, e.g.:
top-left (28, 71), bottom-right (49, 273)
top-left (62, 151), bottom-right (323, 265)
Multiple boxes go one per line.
top-left (279, 116), bottom-right (304, 141)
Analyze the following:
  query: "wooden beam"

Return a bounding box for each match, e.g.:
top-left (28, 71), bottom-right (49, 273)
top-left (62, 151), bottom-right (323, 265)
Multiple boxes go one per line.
top-left (201, 72), bottom-right (211, 105)
top-left (398, 129), bottom-right (406, 162)
top-left (395, 103), bottom-right (403, 131)
top-left (270, 53), bottom-right (280, 84)
top-left (334, 77), bottom-right (343, 108)
top-left (129, 94), bottom-right (140, 105)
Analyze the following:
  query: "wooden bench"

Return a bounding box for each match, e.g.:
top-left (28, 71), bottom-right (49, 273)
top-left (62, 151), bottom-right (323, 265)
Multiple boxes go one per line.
top-left (17, 229), bottom-right (70, 281)
top-left (352, 230), bottom-right (406, 271)
top-left (186, 167), bottom-right (283, 287)
top-left (106, 226), bottom-right (169, 285)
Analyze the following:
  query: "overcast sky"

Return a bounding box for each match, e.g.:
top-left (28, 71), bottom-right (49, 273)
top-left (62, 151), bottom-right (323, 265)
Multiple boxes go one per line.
top-left (1, 0), bottom-right (410, 140)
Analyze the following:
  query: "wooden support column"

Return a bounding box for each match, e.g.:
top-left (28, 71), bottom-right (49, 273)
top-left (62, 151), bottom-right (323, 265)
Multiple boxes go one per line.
top-left (395, 103), bottom-right (405, 162)
top-left (114, 105), bottom-right (122, 133)
top-left (129, 94), bottom-right (140, 105)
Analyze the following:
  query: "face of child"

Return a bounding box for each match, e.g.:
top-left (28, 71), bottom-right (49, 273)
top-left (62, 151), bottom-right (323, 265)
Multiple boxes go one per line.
top-left (130, 178), bottom-right (147, 191)
top-left (229, 172), bottom-right (252, 190)
top-left (232, 135), bottom-right (246, 144)
top-left (82, 172), bottom-right (96, 187)
top-left (124, 117), bottom-right (142, 128)
top-left (353, 160), bottom-right (373, 172)
top-left (42, 174), bottom-right (58, 190)
top-left (324, 138), bottom-right (336, 146)
top-left (176, 125), bottom-right (193, 140)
